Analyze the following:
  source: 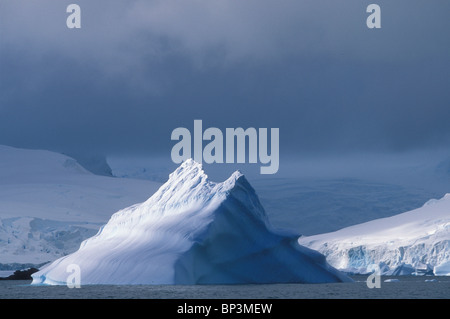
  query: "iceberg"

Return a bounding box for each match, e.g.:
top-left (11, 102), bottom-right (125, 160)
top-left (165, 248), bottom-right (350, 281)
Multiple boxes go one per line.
top-left (299, 194), bottom-right (450, 276)
top-left (32, 159), bottom-right (351, 285)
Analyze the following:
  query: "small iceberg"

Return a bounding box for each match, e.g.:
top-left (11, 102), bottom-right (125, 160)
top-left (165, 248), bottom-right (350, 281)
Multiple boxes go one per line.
top-left (384, 279), bottom-right (400, 283)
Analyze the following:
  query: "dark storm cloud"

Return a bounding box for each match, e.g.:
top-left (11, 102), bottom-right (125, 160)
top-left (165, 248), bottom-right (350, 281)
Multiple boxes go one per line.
top-left (0, 0), bottom-right (449, 156)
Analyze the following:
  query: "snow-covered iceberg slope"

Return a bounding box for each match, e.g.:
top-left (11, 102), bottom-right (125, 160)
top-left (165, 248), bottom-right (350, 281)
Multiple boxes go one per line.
top-left (32, 160), bottom-right (351, 285)
top-left (298, 194), bottom-right (450, 276)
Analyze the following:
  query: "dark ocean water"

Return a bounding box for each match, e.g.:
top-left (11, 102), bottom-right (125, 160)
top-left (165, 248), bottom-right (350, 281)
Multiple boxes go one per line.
top-left (0, 276), bottom-right (449, 299)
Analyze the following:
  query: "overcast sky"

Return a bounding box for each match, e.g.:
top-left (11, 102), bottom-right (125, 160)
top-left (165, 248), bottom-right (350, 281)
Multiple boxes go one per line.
top-left (1, 0), bottom-right (449, 159)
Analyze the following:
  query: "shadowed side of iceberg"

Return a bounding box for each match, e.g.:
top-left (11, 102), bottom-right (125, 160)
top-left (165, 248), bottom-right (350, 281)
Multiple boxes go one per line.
top-left (174, 174), bottom-right (351, 284)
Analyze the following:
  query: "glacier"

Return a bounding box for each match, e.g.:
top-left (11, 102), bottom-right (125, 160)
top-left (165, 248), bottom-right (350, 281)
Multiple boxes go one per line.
top-left (32, 159), bottom-right (351, 285)
top-left (299, 194), bottom-right (450, 276)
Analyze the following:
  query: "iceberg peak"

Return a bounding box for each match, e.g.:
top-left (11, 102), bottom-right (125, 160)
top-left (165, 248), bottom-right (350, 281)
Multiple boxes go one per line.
top-left (168, 159), bottom-right (245, 193)
top-left (168, 159), bottom-right (207, 184)
top-left (174, 158), bottom-right (205, 175)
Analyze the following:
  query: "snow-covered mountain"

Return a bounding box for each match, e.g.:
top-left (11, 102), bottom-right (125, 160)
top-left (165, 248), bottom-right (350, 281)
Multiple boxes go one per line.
top-left (32, 159), bottom-right (351, 285)
top-left (0, 145), bottom-right (161, 268)
top-left (298, 194), bottom-right (450, 276)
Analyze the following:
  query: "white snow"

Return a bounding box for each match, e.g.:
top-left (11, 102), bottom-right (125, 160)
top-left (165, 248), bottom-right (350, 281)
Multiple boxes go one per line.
top-left (299, 194), bottom-right (450, 276)
top-left (0, 145), bottom-right (161, 266)
top-left (32, 159), bottom-right (351, 285)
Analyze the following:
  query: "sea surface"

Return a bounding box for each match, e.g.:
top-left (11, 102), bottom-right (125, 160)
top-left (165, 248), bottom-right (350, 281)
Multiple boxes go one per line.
top-left (0, 276), bottom-right (448, 299)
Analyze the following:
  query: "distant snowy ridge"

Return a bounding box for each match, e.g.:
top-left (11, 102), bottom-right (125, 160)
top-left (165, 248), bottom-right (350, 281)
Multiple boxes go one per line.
top-left (0, 145), bottom-right (161, 267)
top-left (299, 194), bottom-right (450, 276)
top-left (32, 159), bottom-right (351, 285)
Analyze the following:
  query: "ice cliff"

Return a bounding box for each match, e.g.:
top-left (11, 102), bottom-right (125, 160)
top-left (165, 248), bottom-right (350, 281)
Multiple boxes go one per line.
top-left (299, 194), bottom-right (450, 276)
